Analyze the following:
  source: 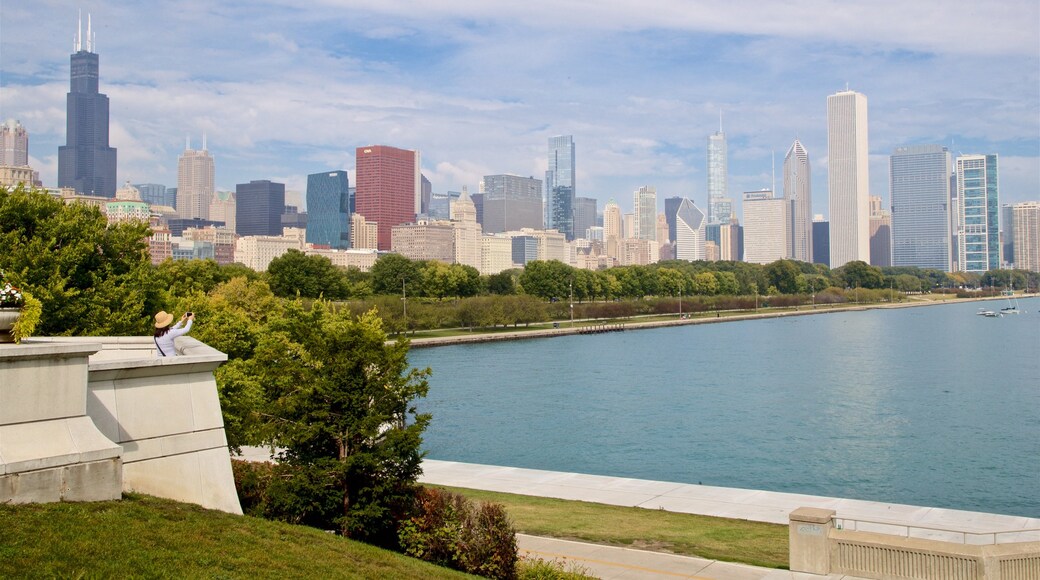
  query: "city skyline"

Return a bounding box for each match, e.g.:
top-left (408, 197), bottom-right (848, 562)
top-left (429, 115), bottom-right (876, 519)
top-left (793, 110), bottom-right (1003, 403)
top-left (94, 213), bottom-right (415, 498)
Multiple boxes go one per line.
top-left (0, 2), bottom-right (1037, 218)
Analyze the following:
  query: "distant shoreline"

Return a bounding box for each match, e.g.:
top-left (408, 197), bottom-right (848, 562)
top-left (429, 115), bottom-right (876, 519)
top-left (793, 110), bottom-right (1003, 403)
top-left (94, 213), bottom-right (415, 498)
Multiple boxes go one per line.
top-left (404, 294), bottom-right (1019, 349)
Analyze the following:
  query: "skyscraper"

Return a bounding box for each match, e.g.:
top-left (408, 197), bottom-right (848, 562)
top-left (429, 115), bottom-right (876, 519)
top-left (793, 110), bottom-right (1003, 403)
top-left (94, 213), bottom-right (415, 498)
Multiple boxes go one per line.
top-left (1010, 202), bottom-right (1040, 273)
top-left (633, 186), bottom-right (657, 241)
top-left (664, 196), bottom-right (683, 243)
top-left (783, 139), bottom-right (812, 262)
top-left (355, 145), bottom-right (421, 251)
top-left (1, 119), bottom-right (28, 166)
top-left (481, 174), bottom-right (543, 234)
top-left (826, 90), bottom-right (870, 268)
top-left (743, 190), bottom-right (788, 264)
top-left (603, 199), bottom-right (623, 260)
top-left (546, 135), bottom-right (575, 240)
top-left (135, 183), bottom-right (175, 208)
top-left (177, 136), bottom-right (215, 219)
top-left (890, 145), bottom-right (953, 271)
top-left (707, 125), bottom-right (728, 224)
top-left (235, 180), bottom-right (285, 236)
top-left (305, 170), bottom-right (351, 249)
top-left (58, 15), bottom-right (117, 197)
top-left (574, 197), bottom-right (598, 240)
top-left (812, 216), bottom-right (830, 266)
top-left (869, 196), bottom-right (892, 267)
top-left (955, 154), bottom-right (1000, 273)
top-left (675, 198), bottom-right (706, 261)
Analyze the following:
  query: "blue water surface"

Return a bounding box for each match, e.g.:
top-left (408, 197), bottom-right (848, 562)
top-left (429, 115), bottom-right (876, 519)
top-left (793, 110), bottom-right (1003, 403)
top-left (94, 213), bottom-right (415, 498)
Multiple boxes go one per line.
top-left (411, 298), bottom-right (1040, 517)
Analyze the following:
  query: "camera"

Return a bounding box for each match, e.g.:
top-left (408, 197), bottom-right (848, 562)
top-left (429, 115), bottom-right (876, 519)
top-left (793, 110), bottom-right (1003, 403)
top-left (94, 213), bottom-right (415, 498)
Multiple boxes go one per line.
top-left (186, 311), bottom-right (193, 316)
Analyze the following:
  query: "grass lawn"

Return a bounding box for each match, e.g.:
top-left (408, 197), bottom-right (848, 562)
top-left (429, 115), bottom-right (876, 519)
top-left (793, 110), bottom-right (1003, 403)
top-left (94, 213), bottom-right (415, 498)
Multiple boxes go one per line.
top-left (0, 494), bottom-right (472, 579)
top-left (434, 486), bottom-right (789, 569)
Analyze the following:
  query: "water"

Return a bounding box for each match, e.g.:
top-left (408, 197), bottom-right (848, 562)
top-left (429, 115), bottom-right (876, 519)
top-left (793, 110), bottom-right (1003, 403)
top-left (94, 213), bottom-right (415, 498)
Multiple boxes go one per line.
top-left (411, 298), bottom-right (1040, 517)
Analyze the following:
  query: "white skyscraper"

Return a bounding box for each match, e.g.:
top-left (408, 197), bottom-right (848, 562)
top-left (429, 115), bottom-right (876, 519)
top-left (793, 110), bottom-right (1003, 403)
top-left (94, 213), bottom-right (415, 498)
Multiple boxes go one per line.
top-left (1, 119), bottom-right (29, 166)
top-left (675, 198), bottom-right (706, 261)
top-left (784, 139), bottom-right (812, 262)
top-left (826, 90), bottom-right (870, 268)
top-left (743, 190), bottom-right (788, 264)
top-left (707, 127), bottom-right (728, 224)
top-left (177, 136), bottom-right (215, 220)
top-left (634, 186), bottom-right (657, 242)
top-left (603, 199), bottom-right (623, 260)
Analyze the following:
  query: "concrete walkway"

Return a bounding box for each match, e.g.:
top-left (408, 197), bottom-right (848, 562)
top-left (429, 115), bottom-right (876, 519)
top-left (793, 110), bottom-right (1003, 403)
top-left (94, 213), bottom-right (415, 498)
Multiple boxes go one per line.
top-left (420, 460), bottom-right (1040, 543)
top-left (516, 534), bottom-right (866, 580)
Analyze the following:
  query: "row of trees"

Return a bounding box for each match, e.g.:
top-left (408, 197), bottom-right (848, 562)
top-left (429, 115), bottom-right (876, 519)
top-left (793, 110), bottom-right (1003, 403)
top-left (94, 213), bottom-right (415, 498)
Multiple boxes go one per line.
top-left (267, 249), bottom-right (1040, 304)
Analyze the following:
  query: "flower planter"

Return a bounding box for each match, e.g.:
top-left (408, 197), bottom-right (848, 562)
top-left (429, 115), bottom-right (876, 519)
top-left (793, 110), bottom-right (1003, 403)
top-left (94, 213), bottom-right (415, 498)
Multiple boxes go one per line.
top-left (0, 307), bottom-right (21, 343)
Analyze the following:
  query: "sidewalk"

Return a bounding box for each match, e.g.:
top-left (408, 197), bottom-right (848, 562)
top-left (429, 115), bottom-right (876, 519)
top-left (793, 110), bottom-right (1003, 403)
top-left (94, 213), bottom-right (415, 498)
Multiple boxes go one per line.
top-left (516, 534), bottom-right (866, 580)
top-left (420, 460), bottom-right (1040, 540)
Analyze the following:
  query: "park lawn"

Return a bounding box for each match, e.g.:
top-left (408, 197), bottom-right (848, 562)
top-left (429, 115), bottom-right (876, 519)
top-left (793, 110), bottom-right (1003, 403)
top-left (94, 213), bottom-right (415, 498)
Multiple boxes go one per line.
top-left (434, 485), bottom-right (790, 569)
top-left (0, 493), bottom-right (472, 579)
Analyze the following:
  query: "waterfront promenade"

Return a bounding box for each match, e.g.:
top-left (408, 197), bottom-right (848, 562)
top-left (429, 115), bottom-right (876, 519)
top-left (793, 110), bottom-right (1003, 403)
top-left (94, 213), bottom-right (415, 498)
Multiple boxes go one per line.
top-left (421, 460), bottom-right (1040, 578)
top-left (402, 295), bottom-right (1002, 348)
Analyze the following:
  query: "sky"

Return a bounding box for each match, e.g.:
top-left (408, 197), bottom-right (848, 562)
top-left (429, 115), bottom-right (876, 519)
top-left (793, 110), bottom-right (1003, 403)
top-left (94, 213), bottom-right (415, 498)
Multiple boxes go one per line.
top-left (1, 0), bottom-right (1037, 219)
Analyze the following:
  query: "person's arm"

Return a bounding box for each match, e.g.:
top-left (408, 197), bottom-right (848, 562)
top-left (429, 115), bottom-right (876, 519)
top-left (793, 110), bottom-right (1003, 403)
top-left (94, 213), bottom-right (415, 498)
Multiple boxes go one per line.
top-left (167, 318), bottom-right (193, 339)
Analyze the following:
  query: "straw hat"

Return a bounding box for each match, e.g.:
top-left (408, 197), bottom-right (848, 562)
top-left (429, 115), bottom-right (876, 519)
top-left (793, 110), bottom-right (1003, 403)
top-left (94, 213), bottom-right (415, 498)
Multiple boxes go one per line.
top-left (154, 311), bottom-right (175, 328)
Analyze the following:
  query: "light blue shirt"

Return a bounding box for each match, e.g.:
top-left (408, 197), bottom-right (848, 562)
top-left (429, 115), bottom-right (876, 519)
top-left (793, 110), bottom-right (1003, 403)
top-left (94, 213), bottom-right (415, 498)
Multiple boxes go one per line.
top-left (154, 319), bottom-right (192, 357)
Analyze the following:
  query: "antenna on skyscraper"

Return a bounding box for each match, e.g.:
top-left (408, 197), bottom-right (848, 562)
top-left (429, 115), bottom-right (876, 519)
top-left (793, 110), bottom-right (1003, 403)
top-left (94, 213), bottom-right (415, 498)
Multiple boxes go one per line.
top-left (76, 11), bottom-right (82, 52)
top-left (202, 132), bottom-right (208, 151)
top-left (87, 13), bottom-right (93, 53)
top-left (719, 109), bottom-right (723, 133)
top-left (771, 150), bottom-right (776, 195)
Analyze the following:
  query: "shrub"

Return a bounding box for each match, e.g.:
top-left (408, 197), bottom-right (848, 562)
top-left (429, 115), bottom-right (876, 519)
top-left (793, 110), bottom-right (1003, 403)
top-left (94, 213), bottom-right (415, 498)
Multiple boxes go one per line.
top-left (232, 459), bottom-right (344, 530)
top-left (517, 557), bottom-right (595, 579)
top-left (399, 487), bottom-right (518, 579)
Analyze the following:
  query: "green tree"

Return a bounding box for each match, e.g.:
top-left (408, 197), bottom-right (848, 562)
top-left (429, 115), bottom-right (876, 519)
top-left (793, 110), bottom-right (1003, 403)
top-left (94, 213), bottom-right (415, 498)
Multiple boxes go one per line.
top-left (713, 271), bottom-right (740, 296)
top-left (370, 254), bottom-right (423, 295)
top-left (0, 185), bottom-right (158, 336)
top-left (486, 270), bottom-right (518, 295)
top-left (518, 260), bottom-right (571, 300)
top-left (691, 271), bottom-right (719, 295)
top-left (765, 259), bottom-right (802, 294)
top-left (259, 303), bottom-right (431, 547)
top-left (837, 260), bottom-right (885, 289)
top-left (266, 250), bottom-right (349, 299)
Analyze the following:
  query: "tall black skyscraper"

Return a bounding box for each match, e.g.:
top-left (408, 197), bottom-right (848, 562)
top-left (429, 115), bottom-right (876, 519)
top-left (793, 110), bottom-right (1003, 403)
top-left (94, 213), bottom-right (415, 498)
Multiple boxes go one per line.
top-left (58, 16), bottom-right (117, 197)
top-left (236, 180), bottom-right (285, 236)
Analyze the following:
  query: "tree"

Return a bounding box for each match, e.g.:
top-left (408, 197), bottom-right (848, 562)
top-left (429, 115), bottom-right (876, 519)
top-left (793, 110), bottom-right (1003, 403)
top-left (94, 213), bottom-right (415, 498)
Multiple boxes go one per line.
top-left (837, 260), bottom-right (885, 289)
top-left (486, 270), bottom-right (518, 295)
top-left (0, 185), bottom-right (159, 336)
top-left (518, 260), bottom-right (571, 301)
top-left (765, 259), bottom-right (802, 294)
top-left (266, 249), bottom-right (349, 299)
top-left (691, 271), bottom-right (719, 295)
top-left (259, 303), bottom-right (431, 546)
top-left (370, 254), bottom-right (423, 295)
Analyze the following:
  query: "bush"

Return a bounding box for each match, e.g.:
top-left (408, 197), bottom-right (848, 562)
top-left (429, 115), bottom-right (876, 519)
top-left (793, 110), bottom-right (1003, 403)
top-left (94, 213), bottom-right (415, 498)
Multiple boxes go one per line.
top-left (517, 557), bottom-right (595, 579)
top-left (399, 487), bottom-right (518, 579)
top-left (232, 460), bottom-right (344, 530)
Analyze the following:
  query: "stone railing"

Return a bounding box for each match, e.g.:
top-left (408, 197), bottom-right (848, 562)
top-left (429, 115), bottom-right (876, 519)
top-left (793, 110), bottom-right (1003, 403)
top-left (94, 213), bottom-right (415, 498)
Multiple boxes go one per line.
top-left (2, 336), bottom-right (241, 514)
top-left (790, 508), bottom-right (1040, 580)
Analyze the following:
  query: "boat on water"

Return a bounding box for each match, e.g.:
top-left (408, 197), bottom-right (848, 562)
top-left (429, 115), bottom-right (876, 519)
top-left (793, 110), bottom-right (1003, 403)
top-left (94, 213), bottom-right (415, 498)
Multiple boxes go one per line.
top-left (1000, 291), bottom-right (1023, 314)
top-left (977, 307), bottom-right (1002, 318)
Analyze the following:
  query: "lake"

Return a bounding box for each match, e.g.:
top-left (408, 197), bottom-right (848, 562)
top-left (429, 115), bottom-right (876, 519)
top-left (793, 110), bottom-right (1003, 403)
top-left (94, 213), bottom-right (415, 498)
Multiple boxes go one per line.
top-left (411, 297), bottom-right (1040, 517)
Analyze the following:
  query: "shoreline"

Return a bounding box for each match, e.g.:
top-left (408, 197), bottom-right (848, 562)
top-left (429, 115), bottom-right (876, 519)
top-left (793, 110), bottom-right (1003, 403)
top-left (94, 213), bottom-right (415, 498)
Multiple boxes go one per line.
top-left (404, 294), bottom-right (1014, 349)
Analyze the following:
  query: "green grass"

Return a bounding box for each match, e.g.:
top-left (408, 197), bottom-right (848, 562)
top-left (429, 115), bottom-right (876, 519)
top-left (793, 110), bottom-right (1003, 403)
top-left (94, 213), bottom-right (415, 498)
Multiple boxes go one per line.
top-left (0, 493), bottom-right (472, 579)
top-left (434, 486), bottom-right (789, 569)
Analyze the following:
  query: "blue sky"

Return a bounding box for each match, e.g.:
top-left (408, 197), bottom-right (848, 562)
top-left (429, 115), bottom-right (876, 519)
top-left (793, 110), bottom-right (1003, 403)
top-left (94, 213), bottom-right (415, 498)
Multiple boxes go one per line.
top-left (1, 0), bottom-right (1037, 218)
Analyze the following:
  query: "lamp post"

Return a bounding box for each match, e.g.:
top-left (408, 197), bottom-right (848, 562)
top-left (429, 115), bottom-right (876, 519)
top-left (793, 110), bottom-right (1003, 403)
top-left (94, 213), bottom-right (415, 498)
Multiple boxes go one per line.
top-left (679, 288), bottom-right (683, 319)
top-left (401, 277), bottom-right (408, 327)
top-left (811, 279), bottom-right (815, 309)
top-left (569, 280), bottom-right (574, 327)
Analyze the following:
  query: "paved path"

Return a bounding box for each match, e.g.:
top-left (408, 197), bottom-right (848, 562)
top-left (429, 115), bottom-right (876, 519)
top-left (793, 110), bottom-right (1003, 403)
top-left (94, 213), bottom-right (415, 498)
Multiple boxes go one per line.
top-left (516, 534), bottom-right (866, 580)
top-left (420, 460), bottom-right (1040, 542)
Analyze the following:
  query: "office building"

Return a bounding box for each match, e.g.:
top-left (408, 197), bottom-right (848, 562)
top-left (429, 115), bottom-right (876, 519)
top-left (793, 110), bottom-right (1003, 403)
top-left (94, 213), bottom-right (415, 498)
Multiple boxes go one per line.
top-left (183, 226), bottom-right (236, 265)
top-left (955, 154), bottom-right (1000, 273)
top-left (812, 216), bottom-right (829, 266)
top-left (350, 213), bottom-right (379, 250)
top-left (707, 126), bottom-right (728, 223)
top-left (656, 213), bottom-right (672, 260)
top-left (889, 145), bottom-right (953, 271)
top-left (869, 196), bottom-right (892, 267)
top-left (1, 119), bottom-right (29, 166)
top-left (633, 185), bottom-right (657, 241)
top-left (675, 198), bottom-right (706, 261)
top-left (135, 183), bottom-right (172, 208)
top-left (305, 170), bottom-right (351, 249)
top-left (743, 190), bottom-right (788, 264)
top-left (428, 191), bottom-right (460, 221)
top-left (451, 190), bottom-right (482, 269)
top-left (481, 235), bottom-right (514, 275)
top-left (177, 137), bottom-right (215, 219)
top-left (355, 145), bottom-right (421, 250)
top-left (235, 180), bottom-right (285, 236)
top-left (482, 174), bottom-right (543, 233)
top-left (827, 89), bottom-right (870, 267)
top-left (574, 196), bottom-right (597, 240)
top-left (603, 199), bottom-right (623, 260)
top-left (235, 233), bottom-right (305, 272)
top-left (1002, 204), bottom-right (1015, 266)
top-left (511, 235), bottom-right (539, 266)
top-left (420, 174), bottom-right (432, 216)
top-left (391, 221), bottom-right (454, 263)
top-left (1010, 202), bottom-right (1040, 273)
top-left (664, 196), bottom-right (683, 243)
top-left (0, 166), bottom-right (36, 188)
top-left (784, 139), bottom-right (812, 262)
top-left (546, 135), bottom-right (576, 240)
top-left (208, 190), bottom-right (236, 233)
top-left (58, 16), bottom-right (117, 197)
